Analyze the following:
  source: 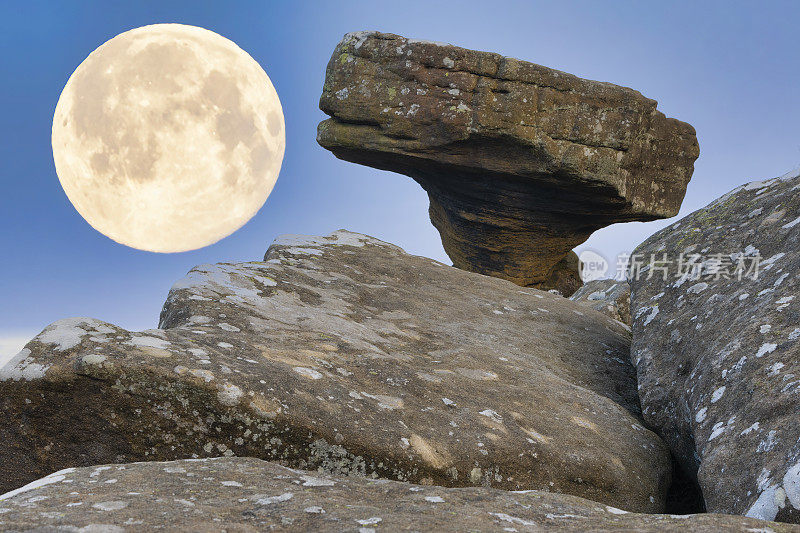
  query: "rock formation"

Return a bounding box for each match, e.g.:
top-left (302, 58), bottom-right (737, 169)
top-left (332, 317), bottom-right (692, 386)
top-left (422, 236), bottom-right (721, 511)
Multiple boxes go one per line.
top-left (630, 169), bottom-right (800, 522)
top-left (0, 230), bottom-right (670, 513)
top-left (1, 457), bottom-right (796, 532)
top-left (537, 250), bottom-right (583, 296)
top-left (571, 278), bottom-right (632, 325)
top-left (317, 31), bottom-right (699, 290)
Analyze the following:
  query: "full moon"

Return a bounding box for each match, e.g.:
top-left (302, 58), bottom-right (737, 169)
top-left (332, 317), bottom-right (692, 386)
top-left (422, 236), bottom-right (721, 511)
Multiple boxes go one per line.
top-left (52, 24), bottom-right (285, 252)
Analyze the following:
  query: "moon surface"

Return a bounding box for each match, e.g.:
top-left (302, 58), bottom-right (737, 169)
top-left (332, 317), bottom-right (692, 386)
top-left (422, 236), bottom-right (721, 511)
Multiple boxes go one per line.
top-left (52, 24), bottom-right (285, 252)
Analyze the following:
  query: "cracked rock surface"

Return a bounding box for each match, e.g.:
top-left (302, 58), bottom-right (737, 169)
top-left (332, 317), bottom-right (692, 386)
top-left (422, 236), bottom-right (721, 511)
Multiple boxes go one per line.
top-left (0, 230), bottom-right (669, 513)
top-left (1, 457), bottom-right (797, 533)
top-left (317, 31), bottom-right (699, 289)
top-left (630, 170), bottom-right (800, 522)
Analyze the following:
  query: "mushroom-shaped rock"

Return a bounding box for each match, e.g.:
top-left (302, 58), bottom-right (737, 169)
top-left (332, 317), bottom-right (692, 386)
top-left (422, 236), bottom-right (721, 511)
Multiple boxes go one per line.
top-left (317, 31), bottom-right (699, 288)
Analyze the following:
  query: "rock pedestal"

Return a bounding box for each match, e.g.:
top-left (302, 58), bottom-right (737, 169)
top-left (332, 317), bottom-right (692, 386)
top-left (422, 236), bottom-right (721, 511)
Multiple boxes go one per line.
top-left (318, 31), bottom-right (699, 288)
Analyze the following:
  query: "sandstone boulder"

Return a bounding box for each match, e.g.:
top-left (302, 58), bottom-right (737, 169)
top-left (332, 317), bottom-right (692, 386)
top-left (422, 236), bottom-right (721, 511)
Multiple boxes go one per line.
top-left (536, 250), bottom-right (583, 297)
top-left (571, 278), bottom-right (632, 326)
top-left (0, 230), bottom-right (669, 513)
top-left (2, 458), bottom-right (796, 533)
top-left (318, 31), bottom-right (699, 288)
top-left (630, 169), bottom-right (800, 522)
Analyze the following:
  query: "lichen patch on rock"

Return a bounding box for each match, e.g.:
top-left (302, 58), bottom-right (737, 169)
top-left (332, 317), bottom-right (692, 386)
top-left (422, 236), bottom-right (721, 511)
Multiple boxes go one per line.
top-left (1, 230), bottom-right (667, 513)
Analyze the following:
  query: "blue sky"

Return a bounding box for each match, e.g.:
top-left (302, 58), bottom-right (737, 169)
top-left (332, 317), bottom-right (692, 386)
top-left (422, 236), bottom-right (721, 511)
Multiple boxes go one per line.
top-left (1, 1), bottom-right (799, 360)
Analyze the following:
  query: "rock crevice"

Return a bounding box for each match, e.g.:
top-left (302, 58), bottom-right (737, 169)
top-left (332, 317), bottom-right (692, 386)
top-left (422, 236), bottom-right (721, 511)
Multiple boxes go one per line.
top-left (630, 170), bottom-right (800, 523)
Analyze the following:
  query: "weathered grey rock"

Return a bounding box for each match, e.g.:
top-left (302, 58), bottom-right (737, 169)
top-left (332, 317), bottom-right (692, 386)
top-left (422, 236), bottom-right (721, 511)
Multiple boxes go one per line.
top-left (2, 458), bottom-right (796, 533)
top-left (0, 230), bottom-right (670, 513)
top-left (317, 31), bottom-right (699, 288)
top-left (630, 169), bottom-right (800, 522)
top-left (571, 279), bottom-right (631, 325)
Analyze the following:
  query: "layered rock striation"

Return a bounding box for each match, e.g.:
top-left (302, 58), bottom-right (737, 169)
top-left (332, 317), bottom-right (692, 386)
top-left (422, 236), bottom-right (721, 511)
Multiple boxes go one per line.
top-left (318, 31), bottom-right (699, 290)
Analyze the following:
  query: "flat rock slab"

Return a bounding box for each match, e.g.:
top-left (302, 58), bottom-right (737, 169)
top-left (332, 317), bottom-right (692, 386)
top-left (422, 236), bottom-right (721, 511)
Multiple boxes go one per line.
top-left (318, 31), bottom-right (699, 288)
top-left (0, 230), bottom-right (669, 513)
top-left (571, 279), bottom-right (632, 326)
top-left (1, 458), bottom-right (796, 533)
top-left (630, 170), bottom-right (800, 522)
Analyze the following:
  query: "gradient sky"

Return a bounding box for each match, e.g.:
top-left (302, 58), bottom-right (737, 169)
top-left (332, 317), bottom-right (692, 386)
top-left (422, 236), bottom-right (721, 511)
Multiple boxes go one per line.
top-left (1, 0), bottom-right (799, 362)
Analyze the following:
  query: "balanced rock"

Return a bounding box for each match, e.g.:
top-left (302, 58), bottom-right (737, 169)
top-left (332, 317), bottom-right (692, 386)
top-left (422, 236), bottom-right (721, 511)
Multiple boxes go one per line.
top-left (317, 31), bottom-right (699, 288)
top-left (2, 458), bottom-right (796, 533)
top-left (630, 169), bottom-right (800, 522)
top-left (0, 230), bottom-right (670, 513)
top-left (571, 278), bottom-right (632, 326)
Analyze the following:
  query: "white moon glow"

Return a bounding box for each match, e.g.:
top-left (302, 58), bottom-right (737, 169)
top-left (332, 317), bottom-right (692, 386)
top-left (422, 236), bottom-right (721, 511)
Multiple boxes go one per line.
top-left (52, 24), bottom-right (285, 252)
